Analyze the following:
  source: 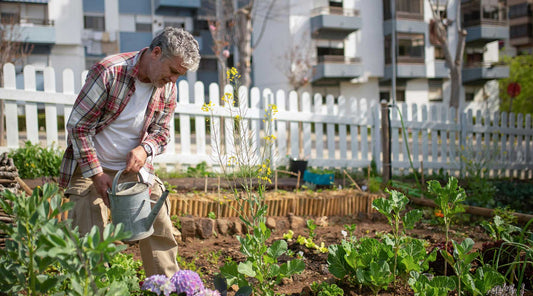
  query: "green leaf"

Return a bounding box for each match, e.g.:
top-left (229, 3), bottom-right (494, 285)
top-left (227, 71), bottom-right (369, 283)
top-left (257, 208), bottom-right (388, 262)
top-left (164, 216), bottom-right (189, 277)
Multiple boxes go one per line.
top-left (237, 261), bottom-right (256, 277)
top-left (372, 198), bottom-right (392, 218)
top-left (403, 209), bottom-right (423, 230)
top-left (280, 259), bottom-right (305, 276)
top-left (267, 240), bottom-right (287, 259)
top-left (327, 244), bottom-right (349, 279)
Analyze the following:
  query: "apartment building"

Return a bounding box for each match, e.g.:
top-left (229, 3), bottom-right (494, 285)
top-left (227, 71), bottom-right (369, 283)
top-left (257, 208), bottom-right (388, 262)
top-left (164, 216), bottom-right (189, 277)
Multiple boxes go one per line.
top-left (1, 0), bottom-right (512, 110)
top-left (508, 0), bottom-right (533, 54)
top-left (0, 0), bottom-right (84, 91)
top-left (253, 0), bottom-right (510, 111)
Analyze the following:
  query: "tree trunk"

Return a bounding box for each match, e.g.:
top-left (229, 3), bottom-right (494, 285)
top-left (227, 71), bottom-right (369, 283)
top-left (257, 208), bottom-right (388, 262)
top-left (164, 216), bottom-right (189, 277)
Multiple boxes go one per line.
top-left (235, 8), bottom-right (253, 88)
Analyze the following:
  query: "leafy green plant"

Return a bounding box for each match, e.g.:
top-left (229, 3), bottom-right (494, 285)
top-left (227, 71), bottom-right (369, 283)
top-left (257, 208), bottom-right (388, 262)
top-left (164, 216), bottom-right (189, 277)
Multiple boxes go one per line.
top-left (102, 252), bottom-right (144, 292)
top-left (8, 141), bottom-right (63, 178)
top-left (163, 181), bottom-right (177, 193)
top-left (440, 238), bottom-right (505, 296)
top-left (408, 271), bottom-right (456, 296)
top-left (310, 281), bottom-right (344, 296)
top-left (427, 177), bottom-right (466, 275)
top-left (0, 184), bottom-right (73, 295)
top-left (481, 215), bottom-right (522, 241)
top-left (220, 222), bottom-right (305, 296)
top-left (328, 237), bottom-right (394, 295)
top-left (0, 184), bottom-right (132, 295)
top-left (307, 219), bottom-right (317, 239)
top-left (372, 189), bottom-right (423, 285)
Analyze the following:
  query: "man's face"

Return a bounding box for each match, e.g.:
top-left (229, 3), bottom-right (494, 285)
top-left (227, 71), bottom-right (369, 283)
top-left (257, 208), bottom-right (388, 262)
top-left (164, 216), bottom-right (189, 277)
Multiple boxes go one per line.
top-left (146, 47), bottom-right (188, 88)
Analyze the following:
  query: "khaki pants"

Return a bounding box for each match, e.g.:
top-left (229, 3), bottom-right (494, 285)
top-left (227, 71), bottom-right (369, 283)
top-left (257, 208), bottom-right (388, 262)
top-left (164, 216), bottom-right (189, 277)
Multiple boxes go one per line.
top-left (65, 167), bottom-right (179, 277)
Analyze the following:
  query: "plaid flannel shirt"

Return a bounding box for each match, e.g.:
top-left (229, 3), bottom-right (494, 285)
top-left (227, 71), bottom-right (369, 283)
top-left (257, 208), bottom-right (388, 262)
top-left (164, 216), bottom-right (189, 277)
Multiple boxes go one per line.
top-left (59, 48), bottom-right (177, 187)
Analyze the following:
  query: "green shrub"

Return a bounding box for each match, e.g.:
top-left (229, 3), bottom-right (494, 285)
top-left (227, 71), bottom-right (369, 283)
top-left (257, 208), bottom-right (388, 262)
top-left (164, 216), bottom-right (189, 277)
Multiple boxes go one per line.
top-left (8, 141), bottom-right (63, 178)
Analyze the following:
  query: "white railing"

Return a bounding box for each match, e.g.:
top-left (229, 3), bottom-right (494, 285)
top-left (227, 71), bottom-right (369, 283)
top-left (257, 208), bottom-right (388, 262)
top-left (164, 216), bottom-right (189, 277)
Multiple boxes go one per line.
top-left (0, 63), bottom-right (532, 179)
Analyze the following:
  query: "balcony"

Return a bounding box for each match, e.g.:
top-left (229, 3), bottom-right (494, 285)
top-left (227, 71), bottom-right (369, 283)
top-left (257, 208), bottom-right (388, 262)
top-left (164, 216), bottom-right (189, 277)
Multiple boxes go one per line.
top-left (5, 20), bottom-right (55, 44)
top-left (462, 0), bottom-right (508, 45)
top-left (310, 6), bottom-right (362, 40)
top-left (311, 55), bottom-right (363, 85)
top-left (383, 56), bottom-right (426, 80)
top-left (154, 0), bottom-right (201, 9)
top-left (462, 61), bottom-right (509, 85)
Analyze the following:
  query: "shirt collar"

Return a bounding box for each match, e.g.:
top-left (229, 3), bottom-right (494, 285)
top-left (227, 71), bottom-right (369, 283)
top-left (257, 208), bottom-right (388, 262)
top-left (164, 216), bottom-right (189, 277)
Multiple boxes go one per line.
top-left (128, 47), bottom-right (149, 80)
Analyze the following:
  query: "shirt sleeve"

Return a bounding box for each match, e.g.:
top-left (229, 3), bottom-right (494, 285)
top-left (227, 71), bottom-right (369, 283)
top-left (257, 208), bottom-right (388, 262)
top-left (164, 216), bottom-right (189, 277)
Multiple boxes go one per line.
top-left (143, 83), bottom-right (177, 156)
top-left (66, 64), bottom-right (109, 178)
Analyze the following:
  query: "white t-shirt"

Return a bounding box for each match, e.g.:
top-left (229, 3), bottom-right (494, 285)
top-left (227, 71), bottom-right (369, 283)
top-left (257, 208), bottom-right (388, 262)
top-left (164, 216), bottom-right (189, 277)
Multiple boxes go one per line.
top-left (94, 79), bottom-right (154, 170)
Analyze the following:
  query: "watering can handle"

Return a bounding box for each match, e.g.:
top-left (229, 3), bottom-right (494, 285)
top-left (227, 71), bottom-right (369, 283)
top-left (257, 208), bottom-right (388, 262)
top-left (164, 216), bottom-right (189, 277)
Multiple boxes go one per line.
top-left (110, 169), bottom-right (145, 196)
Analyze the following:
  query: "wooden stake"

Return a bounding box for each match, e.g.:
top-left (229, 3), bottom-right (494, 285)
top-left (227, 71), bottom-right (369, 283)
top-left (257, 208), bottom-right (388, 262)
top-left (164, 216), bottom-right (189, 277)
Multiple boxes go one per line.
top-left (420, 161), bottom-right (425, 198)
top-left (15, 177), bottom-right (32, 195)
top-left (204, 175), bottom-right (208, 193)
top-left (275, 170), bottom-right (278, 191)
top-left (296, 171), bottom-right (301, 191)
top-left (343, 170), bottom-right (362, 191)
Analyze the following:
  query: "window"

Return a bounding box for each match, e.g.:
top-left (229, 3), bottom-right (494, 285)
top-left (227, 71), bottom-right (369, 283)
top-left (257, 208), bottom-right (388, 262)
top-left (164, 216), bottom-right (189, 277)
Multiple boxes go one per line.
top-left (465, 92), bottom-right (475, 102)
top-left (510, 24), bottom-right (532, 39)
top-left (1, 12), bottom-right (20, 24)
top-left (84, 15), bottom-right (105, 31)
top-left (397, 0), bottom-right (422, 13)
top-left (329, 0), bottom-right (343, 8)
top-left (135, 22), bottom-right (152, 32)
top-left (398, 33), bottom-right (424, 58)
top-left (428, 80), bottom-right (443, 101)
top-left (199, 58), bottom-right (217, 71)
top-left (164, 21), bottom-right (184, 29)
top-left (434, 45), bottom-right (445, 60)
top-left (509, 3), bottom-right (531, 19)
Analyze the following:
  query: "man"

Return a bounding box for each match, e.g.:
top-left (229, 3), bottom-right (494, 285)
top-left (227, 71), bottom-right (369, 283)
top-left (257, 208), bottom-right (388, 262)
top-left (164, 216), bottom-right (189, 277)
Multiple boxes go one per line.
top-left (59, 27), bottom-right (201, 277)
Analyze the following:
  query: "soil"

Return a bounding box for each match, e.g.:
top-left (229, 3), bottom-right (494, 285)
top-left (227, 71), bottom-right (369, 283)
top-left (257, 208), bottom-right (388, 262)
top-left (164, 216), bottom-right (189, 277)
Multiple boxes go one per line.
top-left (21, 177), bottom-right (531, 295)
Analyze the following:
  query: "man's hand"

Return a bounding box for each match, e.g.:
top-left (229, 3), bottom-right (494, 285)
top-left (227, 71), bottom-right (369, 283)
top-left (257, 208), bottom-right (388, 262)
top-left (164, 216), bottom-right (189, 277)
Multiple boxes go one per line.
top-left (91, 172), bottom-right (112, 207)
top-left (125, 145), bottom-right (148, 173)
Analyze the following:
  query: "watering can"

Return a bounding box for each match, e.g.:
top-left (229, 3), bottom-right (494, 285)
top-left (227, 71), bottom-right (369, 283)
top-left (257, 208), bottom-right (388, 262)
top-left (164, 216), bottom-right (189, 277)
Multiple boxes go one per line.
top-left (107, 169), bottom-right (169, 242)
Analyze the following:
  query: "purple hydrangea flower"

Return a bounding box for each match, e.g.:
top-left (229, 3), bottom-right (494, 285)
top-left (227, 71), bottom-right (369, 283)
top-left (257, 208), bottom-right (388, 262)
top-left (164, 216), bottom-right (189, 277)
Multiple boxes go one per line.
top-left (170, 270), bottom-right (205, 296)
top-left (194, 289), bottom-right (221, 296)
top-left (141, 274), bottom-right (175, 296)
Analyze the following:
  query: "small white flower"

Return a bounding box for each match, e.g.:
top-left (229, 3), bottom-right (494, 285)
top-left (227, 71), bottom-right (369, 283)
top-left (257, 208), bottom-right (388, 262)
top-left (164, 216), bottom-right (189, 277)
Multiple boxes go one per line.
top-left (341, 230), bottom-right (347, 239)
top-left (298, 251), bottom-right (304, 258)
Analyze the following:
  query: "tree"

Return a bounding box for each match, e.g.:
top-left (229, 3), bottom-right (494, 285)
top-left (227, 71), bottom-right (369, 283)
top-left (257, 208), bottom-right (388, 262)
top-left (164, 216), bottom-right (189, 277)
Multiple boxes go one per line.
top-left (276, 32), bottom-right (314, 92)
top-left (428, 0), bottom-right (466, 110)
top-left (0, 18), bottom-right (34, 145)
top-left (498, 54), bottom-right (533, 114)
top-left (206, 0), bottom-right (279, 89)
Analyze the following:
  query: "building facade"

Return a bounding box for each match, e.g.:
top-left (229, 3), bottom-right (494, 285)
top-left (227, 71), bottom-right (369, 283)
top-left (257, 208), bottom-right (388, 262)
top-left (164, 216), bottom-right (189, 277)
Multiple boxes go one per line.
top-left (1, 0), bottom-right (516, 111)
top-left (253, 0), bottom-right (510, 112)
top-left (0, 0), bottom-right (85, 91)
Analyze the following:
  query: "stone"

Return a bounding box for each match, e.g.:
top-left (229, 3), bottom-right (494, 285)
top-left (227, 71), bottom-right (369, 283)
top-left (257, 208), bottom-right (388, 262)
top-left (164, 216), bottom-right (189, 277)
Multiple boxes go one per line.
top-left (172, 227), bottom-right (182, 241)
top-left (265, 217), bottom-right (277, 230)
top-left (196, 218), bottom-right (215, 239)
top-left (231, 220), bottom-right (243, 235)
top-left (180, 217), bottom-right (196, 240)
top-left (217, 219), bottom-right (230, 235)
top-left (288, 214), bottom-right (306, 229)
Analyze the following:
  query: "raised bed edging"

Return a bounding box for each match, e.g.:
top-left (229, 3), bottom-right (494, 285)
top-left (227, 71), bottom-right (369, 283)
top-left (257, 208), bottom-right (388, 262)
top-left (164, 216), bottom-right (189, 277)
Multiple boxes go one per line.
top-left (167, 189), bottom-right (380, 218)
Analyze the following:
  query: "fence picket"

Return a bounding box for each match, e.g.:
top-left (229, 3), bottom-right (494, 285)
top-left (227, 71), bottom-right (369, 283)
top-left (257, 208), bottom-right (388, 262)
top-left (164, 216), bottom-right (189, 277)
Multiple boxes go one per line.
top-left (44, 67), bottom-right (58, 147)
top-left (179, 81), bottom-right (191, 155)
top-left (302, 92), bottom-right (312, 159)
top-left (194, 82), bottom-right (206, 156)
top-left (350, 98), bottom-right (359, 162)
top-left (313, 94), bottom-right (324, 162)
top-left (276, 90), bottom-right (287, 161)
top-left (24, 65), bottom-right (39, 144)
top-left (326, 95), bottom-right (335, 163)
top-left (338, 96), bottom-right (347, 161)
top-left (289, 91), bottom-right (299, 158)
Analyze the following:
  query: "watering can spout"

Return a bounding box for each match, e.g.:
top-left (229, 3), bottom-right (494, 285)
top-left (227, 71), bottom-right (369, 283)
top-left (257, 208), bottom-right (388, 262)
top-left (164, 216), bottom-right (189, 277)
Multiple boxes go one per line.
top-left (145, 190), bottom-right (169, 229)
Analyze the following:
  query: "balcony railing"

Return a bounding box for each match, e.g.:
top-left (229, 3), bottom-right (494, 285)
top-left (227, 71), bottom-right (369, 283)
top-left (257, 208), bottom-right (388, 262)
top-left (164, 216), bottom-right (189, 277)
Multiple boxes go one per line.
top-left (463, 61), bottom-right (506, 68)
top-left (311, 6), bottom-right (359, 17)
top-left (317, 55), bottom-right (361, 64)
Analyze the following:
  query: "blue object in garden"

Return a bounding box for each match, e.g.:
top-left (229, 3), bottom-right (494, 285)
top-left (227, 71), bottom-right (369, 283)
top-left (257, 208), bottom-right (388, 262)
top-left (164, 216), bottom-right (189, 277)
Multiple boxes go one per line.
top-left (303, 170), bottom-right (334, 185)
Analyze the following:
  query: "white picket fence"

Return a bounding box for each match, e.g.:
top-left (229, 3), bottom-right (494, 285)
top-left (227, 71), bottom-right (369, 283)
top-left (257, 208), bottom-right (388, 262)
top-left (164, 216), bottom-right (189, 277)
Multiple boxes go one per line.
top-left (0, 63), bottom-right (532, 179)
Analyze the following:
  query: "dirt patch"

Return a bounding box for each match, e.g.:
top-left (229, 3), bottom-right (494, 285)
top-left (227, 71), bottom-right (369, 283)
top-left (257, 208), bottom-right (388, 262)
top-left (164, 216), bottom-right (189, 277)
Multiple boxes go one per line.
top-left (124, 213), bottom-right (498, 295)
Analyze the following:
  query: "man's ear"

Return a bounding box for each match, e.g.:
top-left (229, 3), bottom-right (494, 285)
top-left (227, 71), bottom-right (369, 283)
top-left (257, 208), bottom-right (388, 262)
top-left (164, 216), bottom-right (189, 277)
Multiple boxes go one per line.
top-left (151, 46), bottom-right (163, 59)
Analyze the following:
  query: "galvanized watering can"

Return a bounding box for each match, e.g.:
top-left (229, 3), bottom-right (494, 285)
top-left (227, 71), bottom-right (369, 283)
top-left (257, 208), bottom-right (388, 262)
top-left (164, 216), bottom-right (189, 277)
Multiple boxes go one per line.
top-left (107, 169), bottom-right (169, 241)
